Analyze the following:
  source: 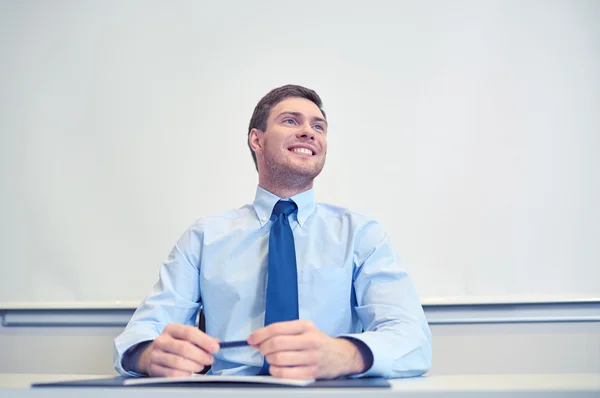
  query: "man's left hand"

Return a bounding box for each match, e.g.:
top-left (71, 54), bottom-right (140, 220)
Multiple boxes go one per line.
top-left (247, 320), bottom-right (368, 380)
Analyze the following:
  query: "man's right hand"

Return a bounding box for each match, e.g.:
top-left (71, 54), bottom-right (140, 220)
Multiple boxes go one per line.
top-left (138, 324), bottom-right (220, 377)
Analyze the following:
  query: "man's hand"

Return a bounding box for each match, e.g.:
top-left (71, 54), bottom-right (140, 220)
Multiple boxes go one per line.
top-left (247, 320), bottom-right (369, 380)
top-left (138, 324), bottom-right (220, 377)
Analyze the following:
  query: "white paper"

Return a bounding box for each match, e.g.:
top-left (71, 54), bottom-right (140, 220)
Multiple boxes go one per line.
top-left (123, 375), bottom-right (314, 387)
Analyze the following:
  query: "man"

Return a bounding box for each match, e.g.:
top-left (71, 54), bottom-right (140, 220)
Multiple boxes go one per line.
top-left (114, 85), bottom-right (432, 380)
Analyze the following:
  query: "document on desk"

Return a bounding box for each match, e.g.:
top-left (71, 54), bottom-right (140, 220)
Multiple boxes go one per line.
top-left (123, 374), bottom-right (314, 387)
top-left (31, 375), bottom-right (391, 388)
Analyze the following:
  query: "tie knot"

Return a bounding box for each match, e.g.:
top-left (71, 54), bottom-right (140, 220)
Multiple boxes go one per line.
top-left (272, 200), bottom-right (298, 217)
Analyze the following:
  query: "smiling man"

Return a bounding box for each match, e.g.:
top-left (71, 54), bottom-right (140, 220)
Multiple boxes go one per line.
top-left (114, 85), bottom-right (432, 380)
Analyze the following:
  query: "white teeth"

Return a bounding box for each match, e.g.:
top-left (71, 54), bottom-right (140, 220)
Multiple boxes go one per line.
top-left (291, 148), bottom-right (312, 155)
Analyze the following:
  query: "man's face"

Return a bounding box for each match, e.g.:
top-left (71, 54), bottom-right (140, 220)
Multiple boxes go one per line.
top-left (254, 97), bottom-right (328, 183)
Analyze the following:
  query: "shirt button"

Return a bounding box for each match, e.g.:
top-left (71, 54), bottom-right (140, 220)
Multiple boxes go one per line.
top-left (262, 216), bottom-right (267, 222)
top-left (298, 217), bottom-right (304, 223)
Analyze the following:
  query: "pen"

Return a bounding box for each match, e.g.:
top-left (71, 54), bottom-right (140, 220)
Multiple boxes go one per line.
top-left (219, 340), bottom-right (250, 349)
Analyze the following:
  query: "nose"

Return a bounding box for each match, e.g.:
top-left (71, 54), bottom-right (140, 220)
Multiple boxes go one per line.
top-left (297, 122), bottom-right (315, 141)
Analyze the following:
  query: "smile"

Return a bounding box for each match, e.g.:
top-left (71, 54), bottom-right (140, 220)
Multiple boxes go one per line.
top-left (289, 147), bottom-right (315, 156)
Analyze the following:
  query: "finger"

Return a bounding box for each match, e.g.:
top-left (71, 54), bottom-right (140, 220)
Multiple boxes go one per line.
top-left (269, 364), bottom-right (318, 380)
top-left (154, 336), bottom-right (215, 366)
top-left (150, 350), bottom-right (206, 374)
top-left (259, 334), bottom-right (319, 357)
top-left (248, 320), bottom-right (315, 346)
top-left (266, 350), bottom-right (320, 367)
top-left (147, 363), bottom-right (195, 378)
top-left (163, 324), bottom-right (220, 353)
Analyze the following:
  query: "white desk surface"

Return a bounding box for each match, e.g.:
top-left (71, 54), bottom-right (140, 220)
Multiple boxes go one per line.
top-left (1, 373), bottom-right (599, 397)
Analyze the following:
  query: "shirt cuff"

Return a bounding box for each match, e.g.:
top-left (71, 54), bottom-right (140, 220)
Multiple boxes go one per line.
top-left (337, 332), bottom-right (391, 378)
top-left (338, 336), bottom-right (374, 376)
top-left (122, 341), bottom-right (153, 375)
top-left (114, 326), bottom-right (159, 376)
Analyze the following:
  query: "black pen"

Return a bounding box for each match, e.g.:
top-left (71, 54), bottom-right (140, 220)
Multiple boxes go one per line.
top-left (219, 340), bottom-right (250, 349)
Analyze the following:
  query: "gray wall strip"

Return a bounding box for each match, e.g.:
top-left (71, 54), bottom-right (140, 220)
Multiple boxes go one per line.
top-left (2, 302), bottom-right (600, 327)
top-left (2, 310), bottom-right (133, 327)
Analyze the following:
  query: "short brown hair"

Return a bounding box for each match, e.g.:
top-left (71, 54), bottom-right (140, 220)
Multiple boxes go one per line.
top-left (247, 84), bottom-right (326, 170)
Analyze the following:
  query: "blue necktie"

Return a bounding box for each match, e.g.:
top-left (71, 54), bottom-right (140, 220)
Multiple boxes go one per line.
top-left (258, 200), bottom-right (299, 375)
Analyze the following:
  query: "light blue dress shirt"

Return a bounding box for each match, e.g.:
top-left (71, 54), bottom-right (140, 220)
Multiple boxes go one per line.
top-left (114, 186), bottom-right (432, 378)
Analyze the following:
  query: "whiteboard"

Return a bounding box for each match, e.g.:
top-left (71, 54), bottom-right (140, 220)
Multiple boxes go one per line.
top-left (1, 0), bottom-right (599, 307)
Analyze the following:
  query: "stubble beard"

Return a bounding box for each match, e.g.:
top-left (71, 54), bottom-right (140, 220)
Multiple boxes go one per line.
top-left (265, 153), bottom-right (325, 191)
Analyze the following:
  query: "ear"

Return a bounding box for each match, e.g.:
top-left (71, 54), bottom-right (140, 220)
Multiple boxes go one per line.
top-left (248, 128), bottom-right (263, 154)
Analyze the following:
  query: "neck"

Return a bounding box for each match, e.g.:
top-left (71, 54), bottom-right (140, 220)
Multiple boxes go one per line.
top-left (258, 176), bottom-right (313, 199)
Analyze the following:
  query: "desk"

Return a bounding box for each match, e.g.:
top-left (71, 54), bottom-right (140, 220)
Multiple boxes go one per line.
top-left (1, 373), bottom-right (599, 397)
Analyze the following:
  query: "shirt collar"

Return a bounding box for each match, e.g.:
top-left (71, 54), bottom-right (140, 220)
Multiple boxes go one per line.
top-left (253, 186), bottom-right (316, 228)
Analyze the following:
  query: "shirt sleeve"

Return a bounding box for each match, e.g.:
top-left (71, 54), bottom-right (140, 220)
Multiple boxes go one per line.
top-left (340, 219), bottom-right (432, 379)
top-left (113, 224), bottom-right (204, 376)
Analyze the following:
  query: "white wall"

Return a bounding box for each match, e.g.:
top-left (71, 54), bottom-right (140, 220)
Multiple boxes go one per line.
top-left (1, 0), bottom-right (599, 380)
top-left (1, 0), bottom-right (599, 306)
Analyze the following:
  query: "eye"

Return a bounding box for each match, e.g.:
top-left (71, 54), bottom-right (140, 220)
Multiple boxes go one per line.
top-left (283, 118), bottom-right (297, 125)
top-left (313, 124), bottom-right (324, 131)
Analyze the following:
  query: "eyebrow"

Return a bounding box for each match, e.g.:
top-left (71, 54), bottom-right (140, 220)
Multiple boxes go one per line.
top-left (278, 111), bottom-right (328, 127)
